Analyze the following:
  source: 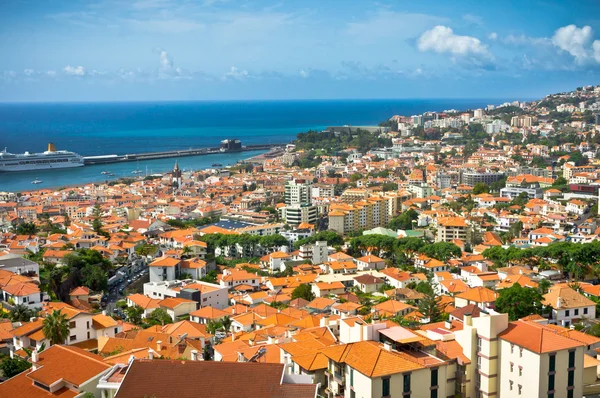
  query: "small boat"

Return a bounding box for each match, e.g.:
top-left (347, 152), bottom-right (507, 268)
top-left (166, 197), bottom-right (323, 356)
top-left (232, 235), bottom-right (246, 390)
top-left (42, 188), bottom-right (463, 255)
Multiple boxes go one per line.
top-left (108, 173), bottom-right (115, 176)
top-left (31, 178), bottom-right (42, 184)
top-left (131, 160), bottom-right (142, 174)
top-left (212, 163), bottom-right (223, 167)
top-left (101, 171), bottom-right (109, 175)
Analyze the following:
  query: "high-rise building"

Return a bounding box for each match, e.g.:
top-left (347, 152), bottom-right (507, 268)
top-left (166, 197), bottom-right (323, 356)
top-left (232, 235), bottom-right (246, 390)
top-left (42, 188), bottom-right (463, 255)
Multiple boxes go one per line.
top-left (474, 108), bottom-right (484, 118)
top-left (284, 179), bottom-right (312, 206)
top-left (510, 115), bottom-right (533, 128)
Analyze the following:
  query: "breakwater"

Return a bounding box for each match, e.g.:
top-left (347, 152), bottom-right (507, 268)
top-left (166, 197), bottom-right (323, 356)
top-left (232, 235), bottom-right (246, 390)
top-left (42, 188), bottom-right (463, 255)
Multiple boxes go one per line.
top-left (84, 144), bottom-right (286, 165)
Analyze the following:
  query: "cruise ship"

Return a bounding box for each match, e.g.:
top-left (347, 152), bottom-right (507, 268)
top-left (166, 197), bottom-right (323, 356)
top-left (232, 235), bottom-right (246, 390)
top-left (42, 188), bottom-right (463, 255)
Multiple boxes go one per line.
top-left (0, 143), bottom-right (84, 172)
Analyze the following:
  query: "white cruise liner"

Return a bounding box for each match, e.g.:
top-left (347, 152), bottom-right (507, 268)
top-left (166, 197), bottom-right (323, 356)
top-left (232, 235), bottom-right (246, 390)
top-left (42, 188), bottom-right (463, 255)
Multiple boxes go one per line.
top-left (0, 143), bottom-right (84, 172)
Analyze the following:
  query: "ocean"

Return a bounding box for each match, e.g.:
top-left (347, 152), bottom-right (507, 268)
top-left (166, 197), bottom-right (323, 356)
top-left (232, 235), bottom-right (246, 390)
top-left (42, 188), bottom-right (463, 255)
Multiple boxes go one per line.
top-left (0, 99), bottom-right (510, 192)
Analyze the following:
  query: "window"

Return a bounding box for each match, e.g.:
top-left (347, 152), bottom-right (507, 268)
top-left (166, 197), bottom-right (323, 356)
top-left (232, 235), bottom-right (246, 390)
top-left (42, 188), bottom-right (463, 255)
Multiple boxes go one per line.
top-left (518, 385), bottom-right (522, 395)
top-left (350, 369), bottom-right (353, 387)
top-left (510, 381), bottom-right (514, 391)
top-left (511, 344), bottom-right (514, 354)
top-left (568, 351), bottom-right (575, 369)
top-left (565, 310), bottom-right (570, 317)
top-left (477, 337), bottom-right (482, 351)
top-left (519, 367), bottom-right (522, 376)
top-left (23, 297), bottom-right (27, 303)
top-left (69, 335), bottom-right (76, 341)
top-left (87, 331), bottom-right (90, 339)
top-left (519, 348), bottom-right (523, 358)
top-left (382, 377), bottom-right (390, 397)
top-left (584, 308), bottom-right (588, 315)
top-left (549, 354), bottom-right (556, 372)
top-left (574, 309), bottom-right (579, 316)
top-left (86, 321), bottom-right (90, 329)
top-left (548, 373), bottom-right (555, 391)
top-left (403, 373), bottom-right (411, 394)
top-left (510, 363), bottom-right (514, 372)
top-left (69, 321), bottom-right (76, 328)
top-left (568, 390), bottom-right (574, 398)
top-left (431, 368), bottom-right (438, 386)
top-left (568, 370), bottom-right (574, 387)
top-left (114, 328), bottom-right (118, 334)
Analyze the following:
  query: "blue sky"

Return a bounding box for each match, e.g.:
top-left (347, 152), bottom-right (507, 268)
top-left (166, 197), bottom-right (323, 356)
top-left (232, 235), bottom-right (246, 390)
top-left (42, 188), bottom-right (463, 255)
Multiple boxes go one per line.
top-left (2, 0), bottom-right (600, 101)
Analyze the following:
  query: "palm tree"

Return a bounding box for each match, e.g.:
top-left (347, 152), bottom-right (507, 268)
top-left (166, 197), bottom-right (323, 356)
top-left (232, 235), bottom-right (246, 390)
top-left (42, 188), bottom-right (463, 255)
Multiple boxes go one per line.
top-left (42, 310), bottom-right (69, 346)
top-left (182, 246), bottom-right (193, 259)
top-left (10, 304), bottom-right (35, 322)
top-left (221, 316), bottom-right (232, 332)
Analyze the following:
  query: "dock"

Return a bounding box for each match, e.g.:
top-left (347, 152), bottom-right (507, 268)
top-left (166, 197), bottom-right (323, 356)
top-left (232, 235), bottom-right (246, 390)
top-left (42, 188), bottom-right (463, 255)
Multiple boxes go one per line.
top-left (83, 144), bottom-right (286, 165)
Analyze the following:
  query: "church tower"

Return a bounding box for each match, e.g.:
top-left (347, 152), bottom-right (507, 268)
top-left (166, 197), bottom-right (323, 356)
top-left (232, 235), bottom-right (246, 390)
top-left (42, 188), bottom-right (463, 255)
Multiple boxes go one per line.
top-left (172, 160), bottom-right (182, 188)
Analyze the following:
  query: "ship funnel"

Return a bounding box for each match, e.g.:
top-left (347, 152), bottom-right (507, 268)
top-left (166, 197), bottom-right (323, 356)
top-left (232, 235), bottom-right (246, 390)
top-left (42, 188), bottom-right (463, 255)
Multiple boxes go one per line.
top-left (47, 142), bottom-right (56, 152)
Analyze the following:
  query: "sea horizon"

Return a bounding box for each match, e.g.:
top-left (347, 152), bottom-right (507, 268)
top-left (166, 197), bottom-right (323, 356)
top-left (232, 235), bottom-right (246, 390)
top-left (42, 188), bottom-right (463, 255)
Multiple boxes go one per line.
top-left (0, 96), bottom-right (534, 105)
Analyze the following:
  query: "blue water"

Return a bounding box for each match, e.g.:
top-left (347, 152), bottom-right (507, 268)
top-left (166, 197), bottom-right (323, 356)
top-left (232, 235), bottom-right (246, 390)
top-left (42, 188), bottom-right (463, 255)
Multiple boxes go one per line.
top-left (0, 99), bottom-right (511, 192)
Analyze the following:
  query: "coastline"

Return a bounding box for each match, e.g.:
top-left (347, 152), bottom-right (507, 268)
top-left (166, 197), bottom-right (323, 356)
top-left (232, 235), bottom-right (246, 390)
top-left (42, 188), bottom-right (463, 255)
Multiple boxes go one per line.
top-left (0, 149), bottom-right (270, 193)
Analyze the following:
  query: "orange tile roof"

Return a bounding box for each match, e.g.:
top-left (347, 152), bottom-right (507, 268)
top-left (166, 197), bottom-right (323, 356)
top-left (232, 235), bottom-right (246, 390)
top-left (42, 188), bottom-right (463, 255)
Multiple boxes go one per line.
top-left (498, 320), bottom-right (584, 354)
top-left (320, 340), bottom-right (424, 377)
top-left (149, 256), bottom-right (180, 268)
top-left (455, 287), bottom-right (498, 303)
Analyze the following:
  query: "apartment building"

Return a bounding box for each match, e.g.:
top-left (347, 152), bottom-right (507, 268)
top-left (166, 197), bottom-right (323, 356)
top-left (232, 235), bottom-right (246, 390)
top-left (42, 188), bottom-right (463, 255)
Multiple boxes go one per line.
top-left (321, 340), bottom-right (449, 398)
top-left (453, 311), bottom-right (587, 398)
top-left (280, 204), bottom-right (318, 226)
top-left (498, 320), bottom-right (584, 398)
top-left (436, 217), bottom-right (471, 243)
top-left (460, 170), bottom-right (505, 187)
top-left (284, 179), bottom-right (312, 205)
top-left (510, 115), bottom-right (533, 127)
top-left (143, 279), bottom-right (229, 309)
top-left (328, 195), bottom-right (397, 235)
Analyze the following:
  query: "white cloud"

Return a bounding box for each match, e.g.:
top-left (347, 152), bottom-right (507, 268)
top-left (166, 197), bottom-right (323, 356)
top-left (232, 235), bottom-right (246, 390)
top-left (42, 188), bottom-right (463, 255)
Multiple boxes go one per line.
top-left (462, 14), bottom-right (483, 26)
top-left (63, 65), bottom-right (86, 76)
top-left (159, 51), bottom-right (173, 71)
top-left (594, 40), bottom-right (600, 63)
top-left (224, 66), bottom-right (249, 80)
top-left (46, 70), bottom-right (57, 77)
top-left (23, 69), bottom-right (34, 76)
top-left (488, 32), bottom-right (498, 41)
top-left (299, 69), bottom-right (309, 78)
top-left (417, 25), bottom-right (493, 60)
top-left (551, 24), bottom-right (594, 64)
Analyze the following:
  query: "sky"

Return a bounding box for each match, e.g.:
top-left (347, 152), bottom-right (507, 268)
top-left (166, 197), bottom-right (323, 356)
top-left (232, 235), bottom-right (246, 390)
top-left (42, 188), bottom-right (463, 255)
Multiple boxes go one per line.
top-left (2, 0), bottom-right (600, 102)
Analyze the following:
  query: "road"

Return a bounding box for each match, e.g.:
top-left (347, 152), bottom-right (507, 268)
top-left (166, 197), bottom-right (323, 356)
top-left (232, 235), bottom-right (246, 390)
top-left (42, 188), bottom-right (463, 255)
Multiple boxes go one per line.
top-left (105, 270), bottom-right (149, 316)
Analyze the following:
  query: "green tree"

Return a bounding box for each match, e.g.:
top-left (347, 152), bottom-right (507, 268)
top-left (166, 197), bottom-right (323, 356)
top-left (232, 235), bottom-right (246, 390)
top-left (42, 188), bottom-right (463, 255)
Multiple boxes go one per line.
top-left (42, 310), bottom-right (70, 345)
top-left (124, 306), bottom-right (144, 325)
top-left (387, 209), bottom-right (419, 230)
top-left (15, 222), bottom-right (38, 235)
top-left (418, 291), bottom-right (445, 323)
top-left (569, 151), bottom-right (588, 166)
top-left (472, 183), bottom-right (490, 195)
top-left (9, 304), bottom-right (36, 322)
top-left (538, 279), bottom-right (552, 295)
top-left (291, 284), bottom-right (315, 302)
top-left (92, 205), bottom-right (103, 233)
top-left (200, 270), bottom-right (218, 284)
top-left (552, 177), bottom-right (568, 187)
top-left (221, 315), bottom-right (232, 332)
top-left (495, 284), bottom-right (544, 321)
top-left (294, 231), bottom-right (344, 249)
top-left (0, 356), bottom-right (32, 378)
top-left (144, 308), bottom-right (172, 327)
top-left (414, 281), bottom-right (434, 295)
top-left (419, 242), bottom-right (462, 262)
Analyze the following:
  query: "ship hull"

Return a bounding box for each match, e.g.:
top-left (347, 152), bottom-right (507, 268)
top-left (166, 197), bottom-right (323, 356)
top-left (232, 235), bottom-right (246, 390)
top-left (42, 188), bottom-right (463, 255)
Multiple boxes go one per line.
top-left (0, 161), bottom-right (84, 172)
